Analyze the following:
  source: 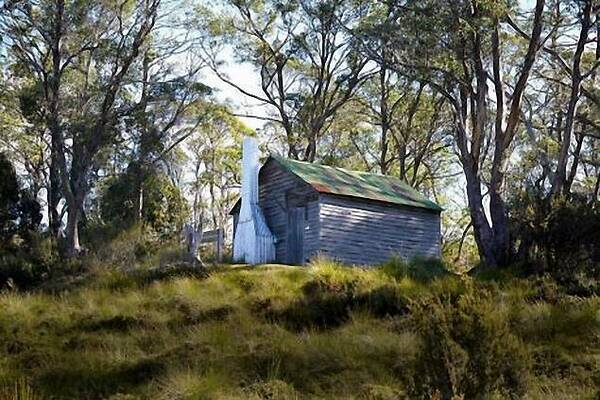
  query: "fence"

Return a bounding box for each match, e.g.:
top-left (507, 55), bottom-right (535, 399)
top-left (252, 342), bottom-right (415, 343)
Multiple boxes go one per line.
top-left (200, 228), bottom-right (224, 263)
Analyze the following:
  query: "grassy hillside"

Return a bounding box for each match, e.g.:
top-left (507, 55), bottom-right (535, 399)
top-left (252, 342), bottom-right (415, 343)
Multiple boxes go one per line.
top-left (0, 248), bottom-right (599, 399)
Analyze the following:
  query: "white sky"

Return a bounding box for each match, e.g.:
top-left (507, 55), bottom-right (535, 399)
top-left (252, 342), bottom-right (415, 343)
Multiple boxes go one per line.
top-left (200, 49), bottom-right (266, 131)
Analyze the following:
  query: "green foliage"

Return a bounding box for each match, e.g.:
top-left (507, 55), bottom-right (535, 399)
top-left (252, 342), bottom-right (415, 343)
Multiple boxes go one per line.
top-left (0, 153), bottom-right (46, 290)
top-left (509, 192), bottom-right (600, 293)
top-left (0, 153), bottom-right (41, 247)
top-left (0, 153), bottom-right (21, 243)
top-left (0, 235), bottom-right (56, 291)
top-left (100, 167), bottom-right (188, 238)
top-left (186, 102), bottom-right (249, 230)
top-left (408, 288), bottom-right (530, 399)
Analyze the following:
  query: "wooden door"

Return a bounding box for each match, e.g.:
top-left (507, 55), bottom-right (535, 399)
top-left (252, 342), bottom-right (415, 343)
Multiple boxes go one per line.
top-left (286, 206), bottom-right (305, 265)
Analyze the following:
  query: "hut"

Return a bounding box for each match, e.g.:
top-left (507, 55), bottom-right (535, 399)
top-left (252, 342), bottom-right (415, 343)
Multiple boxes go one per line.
top-left (230, 139), bottom-right (442, 266)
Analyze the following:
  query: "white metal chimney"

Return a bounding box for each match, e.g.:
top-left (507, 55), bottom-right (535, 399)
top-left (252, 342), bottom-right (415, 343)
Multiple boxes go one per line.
top-left (233, 137), bottom-right (276, 264)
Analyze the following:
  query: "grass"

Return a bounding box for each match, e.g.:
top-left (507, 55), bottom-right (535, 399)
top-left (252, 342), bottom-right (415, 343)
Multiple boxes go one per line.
top-left (0, 250), bottom-right (599, 399)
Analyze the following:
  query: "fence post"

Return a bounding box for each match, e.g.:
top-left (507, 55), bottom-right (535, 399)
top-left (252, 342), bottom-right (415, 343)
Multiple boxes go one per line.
top-left (216, 228), bottom-right (223, 264)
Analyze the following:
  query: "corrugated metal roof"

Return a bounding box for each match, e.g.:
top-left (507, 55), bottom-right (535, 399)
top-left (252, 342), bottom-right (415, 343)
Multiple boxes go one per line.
top-left (270, 156), bottom-right (442, 212)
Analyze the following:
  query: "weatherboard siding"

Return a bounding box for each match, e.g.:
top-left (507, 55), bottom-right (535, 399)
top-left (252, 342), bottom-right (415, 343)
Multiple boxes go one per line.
top-left (258, 160), bottom-right (320, 264)
top-left (318, 194), bottom-right (441, 265)
top-left (234, 158), bottom-right (442, 266)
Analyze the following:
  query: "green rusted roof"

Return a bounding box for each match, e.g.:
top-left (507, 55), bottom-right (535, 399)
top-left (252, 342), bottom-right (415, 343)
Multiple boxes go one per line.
top-left (270, 155), bottom-right (442, 212)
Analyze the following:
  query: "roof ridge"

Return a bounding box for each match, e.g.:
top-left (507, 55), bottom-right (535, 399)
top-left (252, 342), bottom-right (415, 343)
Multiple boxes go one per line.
top-left (269, 154), bottom-right (416, 190)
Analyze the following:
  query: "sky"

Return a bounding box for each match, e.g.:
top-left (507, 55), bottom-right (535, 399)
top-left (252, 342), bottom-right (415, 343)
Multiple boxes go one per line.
top-left (199, 49), bottom-right (266, 131)
top-left (199, 0), bottom-right (539, 132)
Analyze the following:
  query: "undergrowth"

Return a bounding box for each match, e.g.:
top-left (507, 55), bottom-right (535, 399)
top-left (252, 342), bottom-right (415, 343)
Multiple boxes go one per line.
top-left (0, 248), bottom-right (598, 399)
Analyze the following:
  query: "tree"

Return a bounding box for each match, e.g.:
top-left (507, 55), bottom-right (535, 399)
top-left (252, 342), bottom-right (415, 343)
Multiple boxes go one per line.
top-left (187, 102), bottom-right (251, 232)
top-left (2, 0), bottom-right (162, 255)
top-left (0, 152), bottom-right (42, 247)
top-left (359, 0), bottom-right (547, 267)
top-left (119, 40), bottom-right (210, 224)
top-left (100, 166), bottom-right (189, 238)
top-left (196, 0), bottom-right (372, 161)
top-left (1, 0), bottom-right (95, 237)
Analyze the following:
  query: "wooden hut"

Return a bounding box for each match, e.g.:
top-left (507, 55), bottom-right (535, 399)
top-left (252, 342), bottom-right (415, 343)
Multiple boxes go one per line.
top-left (230, 155), bottom-right (442, 266)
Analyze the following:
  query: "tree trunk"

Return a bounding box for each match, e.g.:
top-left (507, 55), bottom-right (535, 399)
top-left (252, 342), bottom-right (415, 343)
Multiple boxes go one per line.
top-left (48, 151), bottom-right (62, 236)
top-left (65, 200), bottom-right (81, 256)
top-left (593, 171), bottom-right (600, 204)
top-left (137, 182), bottom-right (144, 221)
top-left (463, 161), bottom-right (498, 267)
top-left (565, 130), bottom-right (584, 194)
top-left (552, 75), bottom-right (583, 196)
top-left (47, 0), bottom-right (65, 238)
top-left (304, 135), bottom-right (317, 162)
top-left (486, 0), bottom-right (545, 266)
top-left (379, 66), bottom-right (389, 175)
top-left (550, 0), bottom-right (592, 198)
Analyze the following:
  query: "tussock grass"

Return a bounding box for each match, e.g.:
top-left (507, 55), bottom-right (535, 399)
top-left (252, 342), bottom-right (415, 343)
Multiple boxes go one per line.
top-left (0, 255), bottom-right (598, 399)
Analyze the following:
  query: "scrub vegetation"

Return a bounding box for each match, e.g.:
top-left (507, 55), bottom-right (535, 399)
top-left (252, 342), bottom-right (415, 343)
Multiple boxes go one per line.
top-left (0, 236), bottom-right (598, 400)
top-left (1, 0), bottom-right (600, 398)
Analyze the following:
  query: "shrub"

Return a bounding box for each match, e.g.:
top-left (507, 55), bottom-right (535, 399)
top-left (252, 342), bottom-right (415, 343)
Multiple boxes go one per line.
top-left (99, 166), bottom-right (188, 238)
top-left (408, 289), bottom-right (530, 399)
top-left (84, 225), bottom-right (174, 270)
top-left (509, 192), bottom-right (600, 289)
top-left (0, 152), bottom-right (42, 250)
top-left (0, 235), bottom-right (57, 290)
top-left (356, 285), bottom-right (409, 318)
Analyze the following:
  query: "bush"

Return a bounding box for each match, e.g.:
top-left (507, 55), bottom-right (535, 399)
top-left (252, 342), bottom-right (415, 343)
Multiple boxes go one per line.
top-left (87, 225), bottom-right (161, 266)
top-left (408, 289), bottom-right (530, 399)
top-left (99, 165), bottom-right (188, 238)
top-left (0, 235), bottom-right (57, 290)
top-left (0, 152), bottom-right (42, 249)
top-left (509, 192), bottom-right (600, 289)
top-left (381, 256), bottom-right (450, 283)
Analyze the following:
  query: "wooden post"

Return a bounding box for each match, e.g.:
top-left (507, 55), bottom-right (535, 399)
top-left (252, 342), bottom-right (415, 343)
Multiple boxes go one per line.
top-left (184, 223), bottom-right (202, 267)
top-left (216, 228), bottom-right (223, 264)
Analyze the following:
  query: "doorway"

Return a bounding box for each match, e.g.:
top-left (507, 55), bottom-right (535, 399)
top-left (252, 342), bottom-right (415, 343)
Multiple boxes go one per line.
top-left (286, 206), bottom-right (305, 265)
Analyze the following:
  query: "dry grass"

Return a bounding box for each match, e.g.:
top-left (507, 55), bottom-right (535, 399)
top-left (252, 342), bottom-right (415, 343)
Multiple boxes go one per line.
top-left (0, 253), bottom-right (598, 399)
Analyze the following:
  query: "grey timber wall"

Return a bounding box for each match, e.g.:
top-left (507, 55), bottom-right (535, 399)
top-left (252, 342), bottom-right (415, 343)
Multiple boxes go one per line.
top-left (258, 160), bottom-right (320, 264)
top-left (318, 194), bottom-right (441, 265)
top-left (303, 200), bottom-right (320, 263)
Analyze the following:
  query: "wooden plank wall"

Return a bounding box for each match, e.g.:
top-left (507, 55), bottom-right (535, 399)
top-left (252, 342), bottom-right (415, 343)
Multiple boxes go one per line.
top-left (318, 194), bottom-right (441, 265)
top-left (258, 159), bottom-right (320, 264)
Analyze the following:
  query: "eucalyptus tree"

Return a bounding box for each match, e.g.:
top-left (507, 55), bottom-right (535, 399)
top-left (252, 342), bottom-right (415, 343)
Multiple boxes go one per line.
top-left (0, 69), bottom-right (47, 200)
top-left (354, 75), bottom-right (453, 188)
top-left (120, 40), bottom-right (211, 222)
top-left (0, 0), bottom-right (95, 236)
top-left (1, 0), bottom-right (161, 255)
top-left (187, 102), bottom-right (250, 232)
top-left (195, 0), bottom-right (372, 161)
top-left (530, 0), bottom-right (599, 199)
top-left (358, 0), bottom-right (548, 267)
